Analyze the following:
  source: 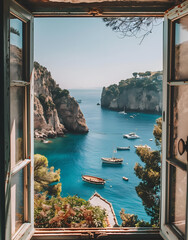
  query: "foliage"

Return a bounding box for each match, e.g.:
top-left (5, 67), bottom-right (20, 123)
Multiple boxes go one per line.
top-left (105, 71), bottom-right (162, 96)
top-left (39, 94), bottom-right (55, 113)
top-left (120, 209), bottom-right (151, 227)
top-left (34, 194), bottom-right (107, 228)
top-left (153, 117), bottom-right (162, 147)
top-left (134, 117), bottom-right (162, 226)
top-left (10, 27), bottom-right (20, 36)
top-left (52, 87), bottom-right (70, 101)
top-left (132, 72), bottom-right (137, 78)
top-left (103, 17), bottom-right (162, 43)
top-left (105, 84), bottom-right (119, 98)
top-left (34, 154), bottom-right (61, 196)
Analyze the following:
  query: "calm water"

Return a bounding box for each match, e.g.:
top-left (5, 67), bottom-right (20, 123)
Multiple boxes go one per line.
top-left (34, 88), bottom-right (161, 224)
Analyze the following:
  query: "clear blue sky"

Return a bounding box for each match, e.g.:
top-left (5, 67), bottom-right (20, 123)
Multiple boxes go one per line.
top-left (34, 18), bottom-right (163, 89)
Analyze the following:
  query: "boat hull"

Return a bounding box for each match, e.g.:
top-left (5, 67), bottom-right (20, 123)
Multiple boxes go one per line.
top-left (82, 175), bottom-right (105, 185)
top-left (123, 135), bottom-right (139, 139)
top-left (101, 157), bottom-right (123, 164)
top-left (117, 147), bottom-right (130, 150)
top-left (122, 177), bottom-right (129, 181)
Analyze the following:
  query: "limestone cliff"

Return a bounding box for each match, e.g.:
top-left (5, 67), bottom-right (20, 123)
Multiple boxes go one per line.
top-left (34, 62), bottom-right (88, 138)
top-left (101, 71), bottom-right (162, 113)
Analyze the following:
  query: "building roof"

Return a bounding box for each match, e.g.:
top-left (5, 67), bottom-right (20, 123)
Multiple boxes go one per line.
top-left (89, 192), bottom-right (118, 227)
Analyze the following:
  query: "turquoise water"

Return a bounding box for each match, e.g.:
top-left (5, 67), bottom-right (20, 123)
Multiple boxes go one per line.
top-left (34, 88), bottom-right (161, 224)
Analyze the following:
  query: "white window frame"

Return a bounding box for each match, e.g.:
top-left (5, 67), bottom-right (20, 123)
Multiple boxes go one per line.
top-left (160, 2), bottom-right (188, 240)
top-left (8, 1), bottom-right (34, 240)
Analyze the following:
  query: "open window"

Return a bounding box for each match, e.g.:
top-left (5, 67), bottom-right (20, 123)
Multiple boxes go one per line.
top-left (161, 2), bottom-right (188, 240)
top-left (2, 0), bottom-right (188, 239)
top-left (9, 2), bottom-right (34, 240)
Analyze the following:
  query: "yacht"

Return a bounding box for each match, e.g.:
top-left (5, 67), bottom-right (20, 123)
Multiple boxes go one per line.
top-left (123, 132), bottom-right (140, 139)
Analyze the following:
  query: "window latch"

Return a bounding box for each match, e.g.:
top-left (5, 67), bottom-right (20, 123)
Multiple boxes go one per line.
top-left (178, 136), bottom-right (188, 156)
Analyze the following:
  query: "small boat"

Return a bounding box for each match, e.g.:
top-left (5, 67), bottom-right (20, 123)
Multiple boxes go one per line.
top-left (123, 132), bottom-right (140, 139)
top-left (119, 107), bottom-right (127, 114)
top-left (117, 146), bottom-right (130, 150)
top-left (122, 176), bottom-right (129, 181)
top-left (149, 139), bottom-right (153, 141)
top-left (77, 99), bottom-right (82, 103)
top-left (41, 140), bottom-right (52, 144)
top-left (134, 145), bottom-right (140, 149)
top-left (97, 103), bottom-right (100, 105)
top-left (82, 175), bottom-right (105, 185)
top-left (130, 115), bottom-right (134, 118)
top-left (101, 157), bottom-right (123, 164)
top-left (134, 144), bottom-right (151, 149)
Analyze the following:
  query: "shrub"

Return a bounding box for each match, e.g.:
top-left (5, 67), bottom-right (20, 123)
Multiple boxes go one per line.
top-left (34, 194), bottom-right (107, 228)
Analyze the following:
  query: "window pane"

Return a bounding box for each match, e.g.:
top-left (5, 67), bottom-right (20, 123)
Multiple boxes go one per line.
top-left (174, 14), bottom-right (188, 81)
top-left (10, 15), bottom-right (23, 81)
top-left (171, 85), bottom-right (188, 164)
top-left (169, 165), bottom-right (186, 235)
top-left (11, 169), bottom-right (24, 236)
top-left (10, 87), bottom-right (24, 168)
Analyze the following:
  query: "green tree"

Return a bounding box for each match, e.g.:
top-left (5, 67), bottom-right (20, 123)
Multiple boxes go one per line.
top-left (120, 209), bottom-right (151, 227)
top-left (134, 117), bottom-right (162, 225)
top-left (34, 154), bottom-right (61, 196)
top-left (145, 71), bottom-right (151, 77)
top-left (132, 72), bottom-right (138, 78)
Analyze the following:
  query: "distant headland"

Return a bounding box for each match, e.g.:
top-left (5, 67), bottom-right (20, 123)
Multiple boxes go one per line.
top-left (101, 71), bottom-right (162, 114)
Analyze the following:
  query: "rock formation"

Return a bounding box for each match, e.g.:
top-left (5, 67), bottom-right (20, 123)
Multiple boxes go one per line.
top-left (34, 62), bottom-right (88, 139)
top-left (101, 71), bottom-right (162, 113)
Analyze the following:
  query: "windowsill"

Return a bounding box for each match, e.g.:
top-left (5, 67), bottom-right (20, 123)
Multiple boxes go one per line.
top-left (32, 227), bottom-right (163, 240)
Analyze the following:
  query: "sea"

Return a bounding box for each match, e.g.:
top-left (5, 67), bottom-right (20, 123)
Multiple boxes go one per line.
top-left (34, 88), bottom-right (161, 224)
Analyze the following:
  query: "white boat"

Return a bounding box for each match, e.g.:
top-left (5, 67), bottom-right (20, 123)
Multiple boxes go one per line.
top-left (134, 145), bottom-right (140, 148)
top-left (101, 157), bottom-right (123, 164)
top-left (119, 107), bottom-right (127, 114)
top-left (130, 115), bottom-right (134, 118)
top-left (117, 146), bottom-right (130, 150)
top-left (134, 144), bottom-right (151, 149)
top-left (41, 140), bottom-right (52, 144)
top-left (149, 139), bottom-right (153, 141)
top-left (123, 132), bottom-right (140, 139)
top-left (122, 176), bottom-right (129, 181)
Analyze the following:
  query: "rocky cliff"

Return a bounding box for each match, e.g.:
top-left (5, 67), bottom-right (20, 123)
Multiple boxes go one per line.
top-left (101, 71), bottom-right (162, 113)
top-left (34, 62), bottom-right (88, 139)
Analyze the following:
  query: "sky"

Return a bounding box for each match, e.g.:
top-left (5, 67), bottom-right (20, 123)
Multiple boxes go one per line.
top-left (34, 18), bottom-right (163, 89)
top-left (10, 18), bottom-right (23, 49)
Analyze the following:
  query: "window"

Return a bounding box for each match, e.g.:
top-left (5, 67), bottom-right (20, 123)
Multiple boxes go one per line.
top-left (9, 3), bottom-right (34, 240)
top-left (161, 3), bottom-right (188, 240)
top-left (3, 0), bottom-right (188, 239)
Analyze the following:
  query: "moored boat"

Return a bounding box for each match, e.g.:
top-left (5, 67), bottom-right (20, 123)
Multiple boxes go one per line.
top-left (122, 176), bottom-right (129, 181)
top-left (119, 107), bottom-right (127, 114)
top-left (117, 146), bottom-right (130, 150)
top-left (134, 144), bottom-right (151, 149)
top-left (82, 175), bottom-right (105, 185)
top-left (101, 157), bottom-right (123, 164)
top-left (123, 132), bottom-right (140, 139)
